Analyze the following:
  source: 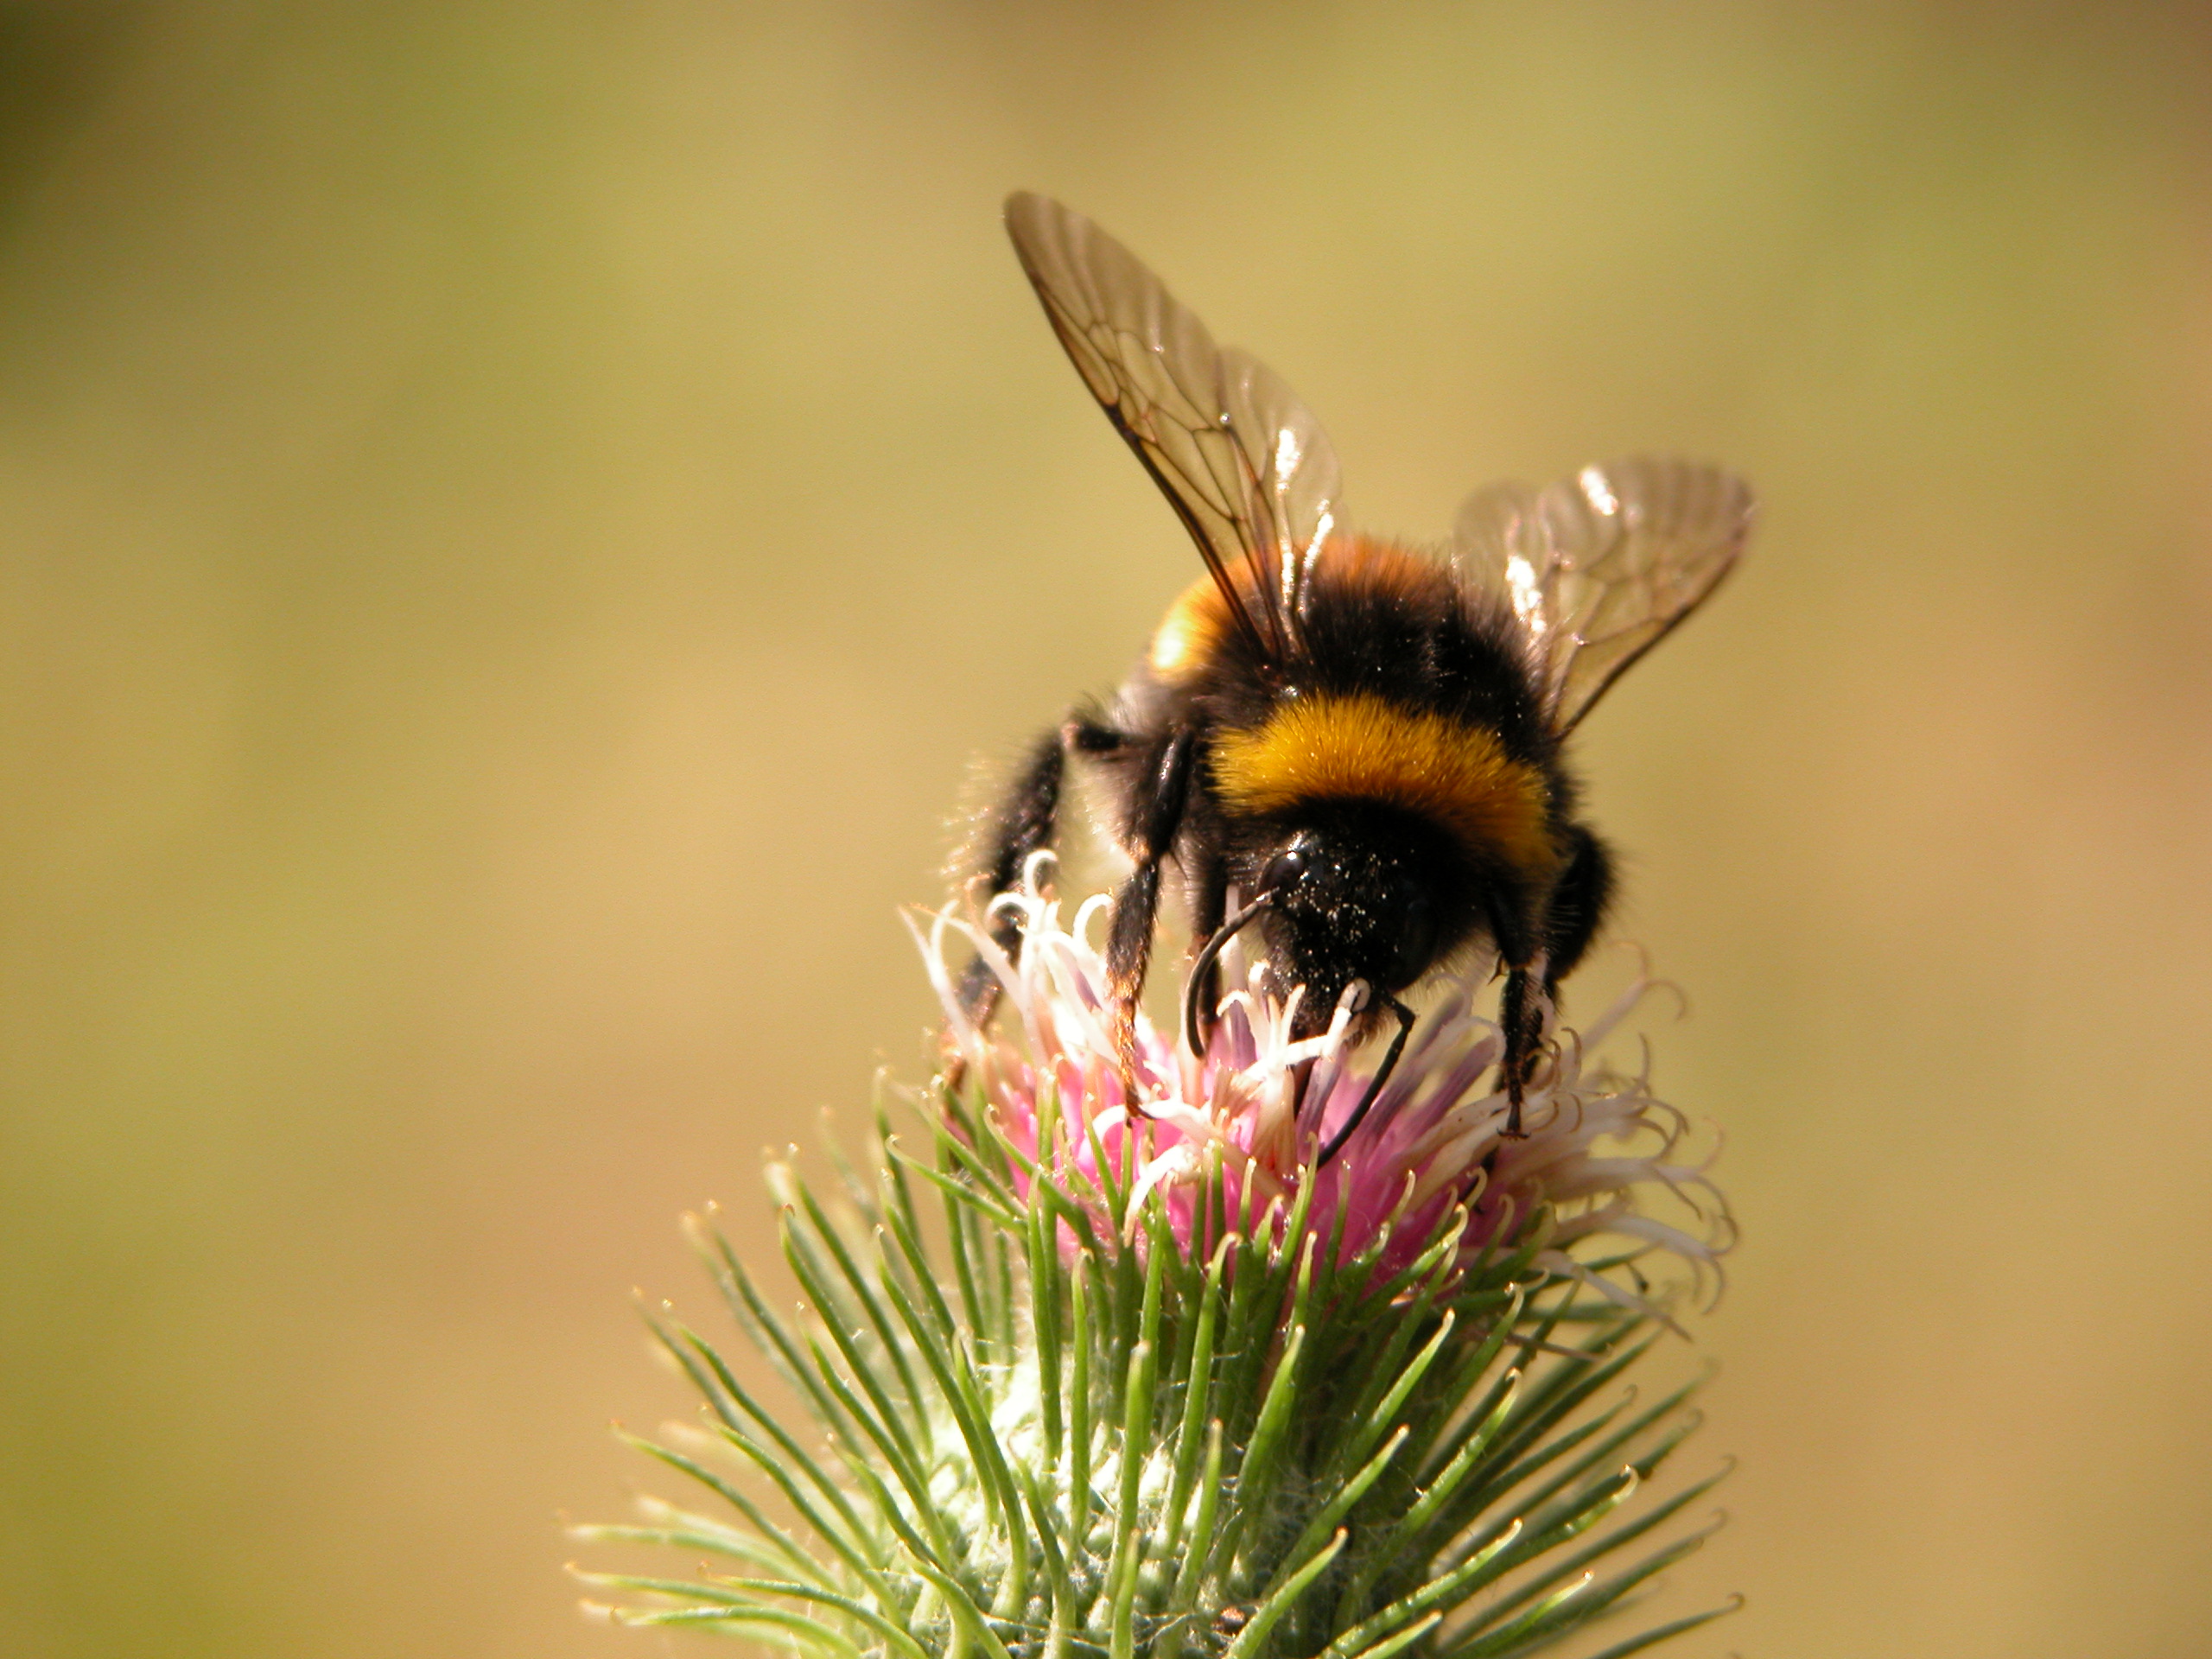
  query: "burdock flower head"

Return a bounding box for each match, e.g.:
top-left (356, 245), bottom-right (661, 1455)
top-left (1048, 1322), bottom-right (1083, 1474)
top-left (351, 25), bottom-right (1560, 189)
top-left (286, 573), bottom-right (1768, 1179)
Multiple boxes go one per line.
top-left (582, 866), bottom-right (1735, 1656)
top-left (921, 858), bottom-right (1727, 1318)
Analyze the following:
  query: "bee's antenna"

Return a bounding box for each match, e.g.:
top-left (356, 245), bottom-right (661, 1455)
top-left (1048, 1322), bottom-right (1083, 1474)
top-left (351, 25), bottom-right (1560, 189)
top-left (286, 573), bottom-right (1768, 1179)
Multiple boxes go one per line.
top-left (1183, 890), bottom-right (1274, 1060)
top-left (1317, 993), bottom-right (1416, 1167)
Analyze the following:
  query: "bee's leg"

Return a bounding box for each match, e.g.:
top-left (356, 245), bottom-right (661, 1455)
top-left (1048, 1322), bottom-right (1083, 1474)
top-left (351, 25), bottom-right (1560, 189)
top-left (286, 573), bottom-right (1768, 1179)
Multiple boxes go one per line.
top-left (1540, 824), bottom-right (1614, 994)
top-left (957, 716), bottom-right (1127, 1027)
top-left (1497, 964), bottom-right (1544, 1138)
top-left (1496, 828), bottom-right (1614, 1136)
top-left (1104, 727), bottom-right (1197, 1092)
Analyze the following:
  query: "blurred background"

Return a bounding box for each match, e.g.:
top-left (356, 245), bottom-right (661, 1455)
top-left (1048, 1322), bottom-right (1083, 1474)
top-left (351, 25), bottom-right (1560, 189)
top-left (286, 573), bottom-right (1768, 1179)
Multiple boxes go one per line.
top-left (3, 3), bottom-right (2209, 1655)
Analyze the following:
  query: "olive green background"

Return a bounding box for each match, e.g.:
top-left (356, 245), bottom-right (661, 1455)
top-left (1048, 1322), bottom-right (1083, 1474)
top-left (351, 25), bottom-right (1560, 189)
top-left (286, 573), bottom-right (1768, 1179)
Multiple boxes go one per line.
top-left (4, 4), bottom-right (2209, 1656)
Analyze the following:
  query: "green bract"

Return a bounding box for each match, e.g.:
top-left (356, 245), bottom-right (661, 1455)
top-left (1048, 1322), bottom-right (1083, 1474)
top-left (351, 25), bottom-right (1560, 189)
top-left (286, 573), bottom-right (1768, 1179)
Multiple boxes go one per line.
top-left (577, 1078), bottom-right (1734, 1658)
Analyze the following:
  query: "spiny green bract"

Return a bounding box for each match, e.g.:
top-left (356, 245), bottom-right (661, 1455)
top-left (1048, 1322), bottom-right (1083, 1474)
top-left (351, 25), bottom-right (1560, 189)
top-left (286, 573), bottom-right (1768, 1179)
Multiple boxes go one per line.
top-left (575, 1083), bottom-right (1734, 1658)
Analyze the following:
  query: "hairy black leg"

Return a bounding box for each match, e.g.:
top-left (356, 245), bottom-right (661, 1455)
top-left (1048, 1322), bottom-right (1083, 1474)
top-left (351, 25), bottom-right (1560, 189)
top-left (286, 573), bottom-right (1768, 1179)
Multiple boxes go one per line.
top-left (957, 720), bottom-right (1114, 1026)
top-left (1497, 964), bottom-right (1547, 1138)
top-left (1541, 823), bottom-right (1614, 993)
top-left (1318, 992), bottom-right (1416, 1166)
top-left (1103, 728), bottom-right (1197, 1088)
top-left (1491, 826), bottom-right (1612, 1135)
top-left (1066, 713), bottom-right (1123, 756)
top-left (1481, 889), bottom-right (1544, 1139)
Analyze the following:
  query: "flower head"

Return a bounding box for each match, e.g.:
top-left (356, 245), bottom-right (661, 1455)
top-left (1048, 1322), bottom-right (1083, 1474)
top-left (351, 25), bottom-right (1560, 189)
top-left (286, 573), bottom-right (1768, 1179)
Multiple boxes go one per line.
top-left (918, 858), bottom-right (1729, 1312)
top-left (586, 868), bottom-right (1740, 1656)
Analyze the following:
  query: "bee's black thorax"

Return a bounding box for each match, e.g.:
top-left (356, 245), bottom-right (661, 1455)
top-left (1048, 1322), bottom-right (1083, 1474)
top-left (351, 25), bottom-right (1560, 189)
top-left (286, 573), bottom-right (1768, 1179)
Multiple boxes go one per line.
top-left (1090, 538), bottom-right (1591, 1037)
top-left (1293, 544), bottom-right (1554, 765)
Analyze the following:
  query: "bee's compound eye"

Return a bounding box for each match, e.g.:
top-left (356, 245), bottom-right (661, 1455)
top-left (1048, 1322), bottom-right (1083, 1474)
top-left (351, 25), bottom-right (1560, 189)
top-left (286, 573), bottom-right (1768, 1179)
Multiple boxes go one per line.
top-left (1262, 841), bottom-right (1312, 897)
top-left (1389, 891), bottom-right (1439, 987)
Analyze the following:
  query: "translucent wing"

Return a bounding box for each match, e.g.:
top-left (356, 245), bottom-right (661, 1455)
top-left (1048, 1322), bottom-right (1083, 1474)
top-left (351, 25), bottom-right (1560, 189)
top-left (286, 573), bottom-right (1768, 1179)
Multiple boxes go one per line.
top-left (1454, 458), bottom-right (1752, 734)
top-left (1004, 192), bottom-right (1344, 664)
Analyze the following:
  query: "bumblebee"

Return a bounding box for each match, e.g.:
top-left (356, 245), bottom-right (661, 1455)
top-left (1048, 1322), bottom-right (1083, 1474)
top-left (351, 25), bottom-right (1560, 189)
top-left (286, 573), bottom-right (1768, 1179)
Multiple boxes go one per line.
top-left (963, 194), bottom-right (1751, 1150)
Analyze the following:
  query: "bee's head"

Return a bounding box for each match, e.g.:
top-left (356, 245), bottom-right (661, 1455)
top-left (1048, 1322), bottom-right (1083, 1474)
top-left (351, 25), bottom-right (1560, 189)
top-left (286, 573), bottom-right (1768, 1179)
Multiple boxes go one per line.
top-left (1252, 811), bottom-right (1460, 1039)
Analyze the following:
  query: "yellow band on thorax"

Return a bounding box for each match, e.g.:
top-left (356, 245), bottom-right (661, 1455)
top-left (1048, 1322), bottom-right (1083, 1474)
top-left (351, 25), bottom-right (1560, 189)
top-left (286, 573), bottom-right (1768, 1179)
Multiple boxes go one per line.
top-left (1211, 692), bottom-right (1556, 874)
top-left (1147, 575), bottom-right (1230, 682)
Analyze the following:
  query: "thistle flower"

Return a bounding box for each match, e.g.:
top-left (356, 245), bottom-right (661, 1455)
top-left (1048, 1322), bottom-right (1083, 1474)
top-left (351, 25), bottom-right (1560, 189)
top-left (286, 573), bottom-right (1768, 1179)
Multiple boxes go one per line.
top-left (920, 862), bottom-right (1728, 1311)
top-left (578, 868), bottom-right (1737, 1657)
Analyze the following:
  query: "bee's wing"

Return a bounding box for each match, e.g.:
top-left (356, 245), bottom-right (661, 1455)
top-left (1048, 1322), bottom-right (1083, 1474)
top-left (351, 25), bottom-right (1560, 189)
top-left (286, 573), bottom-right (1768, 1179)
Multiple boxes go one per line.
top-left (1004, 192), bottom-right (1344, 664)
top-left (1453, 458), bottom-right (1752, 734)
